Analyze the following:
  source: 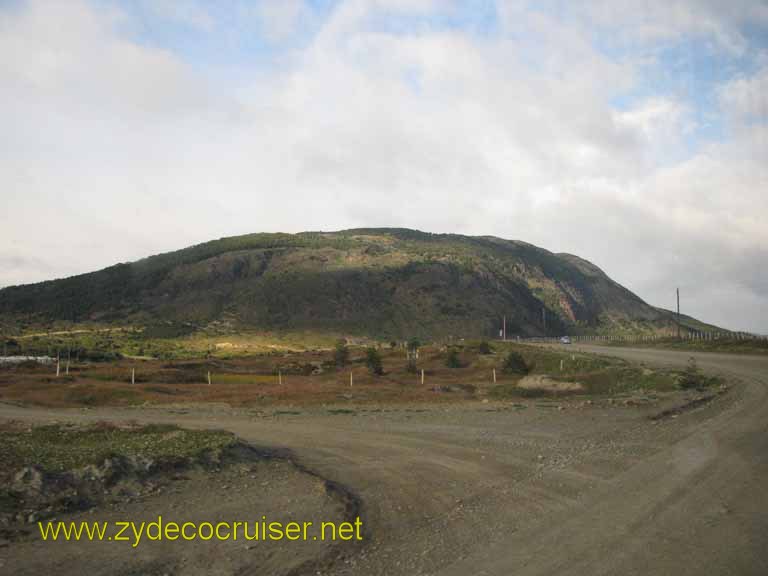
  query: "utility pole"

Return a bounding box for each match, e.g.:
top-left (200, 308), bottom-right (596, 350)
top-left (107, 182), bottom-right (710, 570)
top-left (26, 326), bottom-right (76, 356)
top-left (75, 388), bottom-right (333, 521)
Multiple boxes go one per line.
top-left (676, 288), bottom-right (681, 340)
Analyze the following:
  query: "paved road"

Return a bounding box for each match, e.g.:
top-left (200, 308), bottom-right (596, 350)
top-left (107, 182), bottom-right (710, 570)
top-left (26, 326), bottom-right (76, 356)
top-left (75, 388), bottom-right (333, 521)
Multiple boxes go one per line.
top-left (2, 346), bottom-right (767, 575)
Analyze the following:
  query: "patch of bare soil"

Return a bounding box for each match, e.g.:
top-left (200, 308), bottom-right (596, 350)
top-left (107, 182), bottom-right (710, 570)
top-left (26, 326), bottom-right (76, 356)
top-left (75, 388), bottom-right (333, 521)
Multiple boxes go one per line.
top-left (648, 384), bottom-right (729, 421)
top-left (1, 442), bottom-right (360, 576)
top-left (517, 374), bottom-right (584, 392)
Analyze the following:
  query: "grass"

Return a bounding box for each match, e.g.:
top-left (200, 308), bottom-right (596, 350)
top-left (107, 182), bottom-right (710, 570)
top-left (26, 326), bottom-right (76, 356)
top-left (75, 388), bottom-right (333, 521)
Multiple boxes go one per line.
top-left (0, 422), bottom-right (235, 478)
top-left (214, 373), bottom-right (281, 385)
top-left (0, 422), bottom-right (237, 523)
top-left (327, 408), bottom-right (356, 415)
top-left (563, 365), bottom-right (679, 395)
top-left (64, 385), bottom-right (142, 406)
top-left (5, 326), bottom-right (364, 362)
top-left (0, 339), bottom-right (710, 408)
top-left (603, 337), bottom-right (768, 355)
top-left (488, 343), bottom-right (683, 399)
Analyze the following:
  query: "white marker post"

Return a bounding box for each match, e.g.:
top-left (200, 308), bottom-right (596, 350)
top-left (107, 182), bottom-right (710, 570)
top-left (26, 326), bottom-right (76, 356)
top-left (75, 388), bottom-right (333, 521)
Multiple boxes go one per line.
top-left (350, 371), bottom-right (353, 388)
top-left (421, 369), bottom-right (425, 386)
top-left (493, 368), bottom-right (497, 383)
top-left (207, 371), bottom-right (212, 386)
top-left (56, 358), bottom-right (60, 378)
top-left (278, 369), bottom-right (282, 386)
top-left (131, 368), bottom-right (135, 385)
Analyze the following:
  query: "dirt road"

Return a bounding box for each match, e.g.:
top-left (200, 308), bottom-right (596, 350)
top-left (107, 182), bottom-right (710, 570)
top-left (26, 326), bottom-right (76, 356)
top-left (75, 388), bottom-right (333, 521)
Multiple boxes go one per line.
top-left (2, 346), bottom-right (767, 575)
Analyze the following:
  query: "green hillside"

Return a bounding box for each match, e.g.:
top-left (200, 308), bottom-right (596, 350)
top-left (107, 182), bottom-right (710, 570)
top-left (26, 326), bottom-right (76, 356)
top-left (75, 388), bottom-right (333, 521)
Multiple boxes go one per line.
top-left (0, 229), bottom-right (722, 339)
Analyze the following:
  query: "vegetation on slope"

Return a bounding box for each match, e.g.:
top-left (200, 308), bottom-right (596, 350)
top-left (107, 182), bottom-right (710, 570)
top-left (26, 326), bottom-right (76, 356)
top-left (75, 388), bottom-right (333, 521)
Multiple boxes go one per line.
top-left (0, 341), bottom-right (717, 409)
top-left (0, 228), bottom-right (721, 339)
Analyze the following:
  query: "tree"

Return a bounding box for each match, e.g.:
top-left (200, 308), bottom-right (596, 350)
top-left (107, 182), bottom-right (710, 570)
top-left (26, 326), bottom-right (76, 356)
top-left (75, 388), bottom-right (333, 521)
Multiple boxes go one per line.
top-left (445, 347), bottom-right (462, 368)
top-left (407, 337), bottom-right (421, 352)
top-left (334, 339), bottom-right (349, 367)
top-left (502, 350), bottom-right (529, 375)
top-left (366, 347), bottom-right (384, 375)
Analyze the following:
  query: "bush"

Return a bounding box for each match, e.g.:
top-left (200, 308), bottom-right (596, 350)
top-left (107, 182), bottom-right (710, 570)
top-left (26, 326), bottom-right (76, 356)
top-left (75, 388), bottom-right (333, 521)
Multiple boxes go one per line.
top-left (81, 350), bottom-right (123, 362)
top-left (679, 357), bottom-right (705, 389)
top-left (333, 339), bottom-right (349, 367)
top-left (502, 350), bottom-right (529, 375)
top-left (477, 340), bottom-right (493, 355)
top-left (365, 347), bottom-right (383, 375)
top-left (445, 347), bottom-right (463, 368)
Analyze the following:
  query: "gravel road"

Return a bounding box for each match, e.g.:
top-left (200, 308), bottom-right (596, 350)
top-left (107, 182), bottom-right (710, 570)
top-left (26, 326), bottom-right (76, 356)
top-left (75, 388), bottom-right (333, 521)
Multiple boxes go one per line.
top-left (2, 346), bottom-right (766, 575)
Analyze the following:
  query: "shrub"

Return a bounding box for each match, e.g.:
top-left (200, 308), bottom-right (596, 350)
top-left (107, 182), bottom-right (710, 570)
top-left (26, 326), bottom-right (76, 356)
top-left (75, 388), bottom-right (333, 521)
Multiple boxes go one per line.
top-left (477, 340), bottom-right (493, 355)
top-left (679, 357), bottom-right (705, 389)
top-left (502, 350), bottom-right (529, 375)
top-left (334, 339), bottom-right (349, 367)
top-left (365, 348), bottom-right (383, 375)
top-left (445, 347), bottom-right (463, 368)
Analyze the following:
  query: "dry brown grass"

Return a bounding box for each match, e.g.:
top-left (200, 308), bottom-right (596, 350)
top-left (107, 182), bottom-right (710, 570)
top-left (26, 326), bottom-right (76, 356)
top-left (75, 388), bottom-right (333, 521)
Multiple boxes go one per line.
top-left (0, 346), bottom-right (510, 408)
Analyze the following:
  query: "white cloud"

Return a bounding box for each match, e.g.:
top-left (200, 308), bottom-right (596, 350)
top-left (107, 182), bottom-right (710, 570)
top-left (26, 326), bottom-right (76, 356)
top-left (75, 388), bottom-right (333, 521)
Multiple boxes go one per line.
top-left (0, 0), bottom-right (207, 117)
top-left (614, 98), bottom-right (689, 138)
top-left (718, 66), bottom-right (768, 125)
top-left (255, 0), bottom-right (307, 42)
top-left (566, 0), bottom-right (768, 55)
top-left (1, 0), bottom-right (767, 332)
top-left (141, 0), bottom-right (214, 30)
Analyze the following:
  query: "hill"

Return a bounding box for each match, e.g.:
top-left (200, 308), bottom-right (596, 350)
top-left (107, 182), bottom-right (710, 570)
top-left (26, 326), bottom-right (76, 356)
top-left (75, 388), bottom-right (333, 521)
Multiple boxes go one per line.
top-left (0, 228), bottom-right (721, 339)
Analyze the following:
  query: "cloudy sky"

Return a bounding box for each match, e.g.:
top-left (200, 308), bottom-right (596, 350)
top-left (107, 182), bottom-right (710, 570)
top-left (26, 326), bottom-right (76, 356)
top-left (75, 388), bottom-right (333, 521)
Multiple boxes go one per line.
top-left (1, 0), bottom-right (767, 332)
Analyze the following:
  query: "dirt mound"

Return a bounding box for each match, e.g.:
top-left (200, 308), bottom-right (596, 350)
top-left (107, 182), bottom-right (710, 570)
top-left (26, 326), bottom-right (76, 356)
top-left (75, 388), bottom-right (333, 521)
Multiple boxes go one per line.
top-left (517, 375), bottom-right (584, 392)
top-left (2, 439), bottom-right (361, 576)
top-left (2, 442), bottom-right (243, 538)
